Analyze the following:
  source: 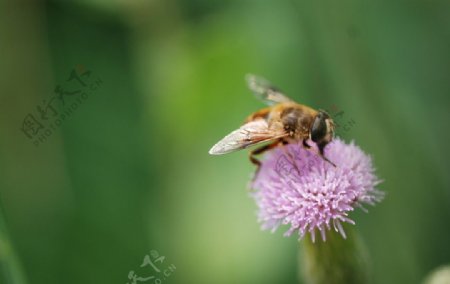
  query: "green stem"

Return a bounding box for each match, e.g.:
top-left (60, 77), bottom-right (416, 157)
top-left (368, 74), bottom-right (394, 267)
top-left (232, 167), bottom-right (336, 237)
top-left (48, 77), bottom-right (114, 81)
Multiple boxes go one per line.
top-left (299, 225), bottom-right (370, 284)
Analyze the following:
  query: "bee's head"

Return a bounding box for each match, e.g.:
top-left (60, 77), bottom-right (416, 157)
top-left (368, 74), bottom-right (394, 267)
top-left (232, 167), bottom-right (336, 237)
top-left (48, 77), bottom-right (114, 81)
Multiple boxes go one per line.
top-left (311, 110), bottom-right (335, 154)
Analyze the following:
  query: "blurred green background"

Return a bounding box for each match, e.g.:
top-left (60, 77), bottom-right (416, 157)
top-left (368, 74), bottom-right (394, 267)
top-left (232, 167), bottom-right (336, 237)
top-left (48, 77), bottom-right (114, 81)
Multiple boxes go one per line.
top-left (0, 0), bottom-right (449, 283)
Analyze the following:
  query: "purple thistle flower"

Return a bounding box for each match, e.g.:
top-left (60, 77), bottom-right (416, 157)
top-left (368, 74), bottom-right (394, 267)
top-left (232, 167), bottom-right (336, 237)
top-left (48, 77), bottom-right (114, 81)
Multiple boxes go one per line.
top-left (250, 138), bottom-right (383, 242)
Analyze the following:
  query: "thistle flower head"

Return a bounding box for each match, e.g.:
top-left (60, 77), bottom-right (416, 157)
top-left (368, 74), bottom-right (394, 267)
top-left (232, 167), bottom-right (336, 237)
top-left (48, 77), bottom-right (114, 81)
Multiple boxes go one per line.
top-left (251, 138), bottom-right (383, 242)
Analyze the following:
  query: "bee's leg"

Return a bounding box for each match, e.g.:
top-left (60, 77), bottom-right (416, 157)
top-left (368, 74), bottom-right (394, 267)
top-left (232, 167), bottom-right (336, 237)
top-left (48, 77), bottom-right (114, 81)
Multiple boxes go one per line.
top-left (249, 140), bottom-right (281, 166)
top-left (249, 140), bottom-right (282, 182)
top-left (317, 143), bottom-right (337, 167)
top-left (302, 139), bottom-right (336, 167)
top-left (302, 139), bottom-right (311, 149)
top-left (248, 153), bottom-right (261, 167)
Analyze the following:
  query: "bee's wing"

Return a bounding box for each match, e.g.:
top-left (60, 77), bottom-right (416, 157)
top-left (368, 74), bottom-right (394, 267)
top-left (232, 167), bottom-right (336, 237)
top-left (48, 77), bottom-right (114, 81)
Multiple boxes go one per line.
top-left (209, 119), bottom-right (287, 155)
top-left (246, 74), bottom-right (294, 105)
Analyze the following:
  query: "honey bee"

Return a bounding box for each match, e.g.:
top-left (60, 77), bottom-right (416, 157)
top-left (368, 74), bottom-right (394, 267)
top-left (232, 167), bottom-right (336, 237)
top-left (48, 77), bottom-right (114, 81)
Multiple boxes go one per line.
top-left (209, 74), bottom-right (336, 168)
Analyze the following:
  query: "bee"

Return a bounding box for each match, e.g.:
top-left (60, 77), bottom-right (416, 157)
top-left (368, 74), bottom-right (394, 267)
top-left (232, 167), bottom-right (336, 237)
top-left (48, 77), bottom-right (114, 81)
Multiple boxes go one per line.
top-left (209, 74), bottom-right (336, 168)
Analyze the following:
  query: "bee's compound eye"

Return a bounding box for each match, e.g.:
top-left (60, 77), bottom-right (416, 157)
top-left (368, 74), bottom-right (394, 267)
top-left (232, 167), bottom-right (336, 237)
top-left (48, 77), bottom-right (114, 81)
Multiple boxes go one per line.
top-left (311, 113), bottom-right (327, 143)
